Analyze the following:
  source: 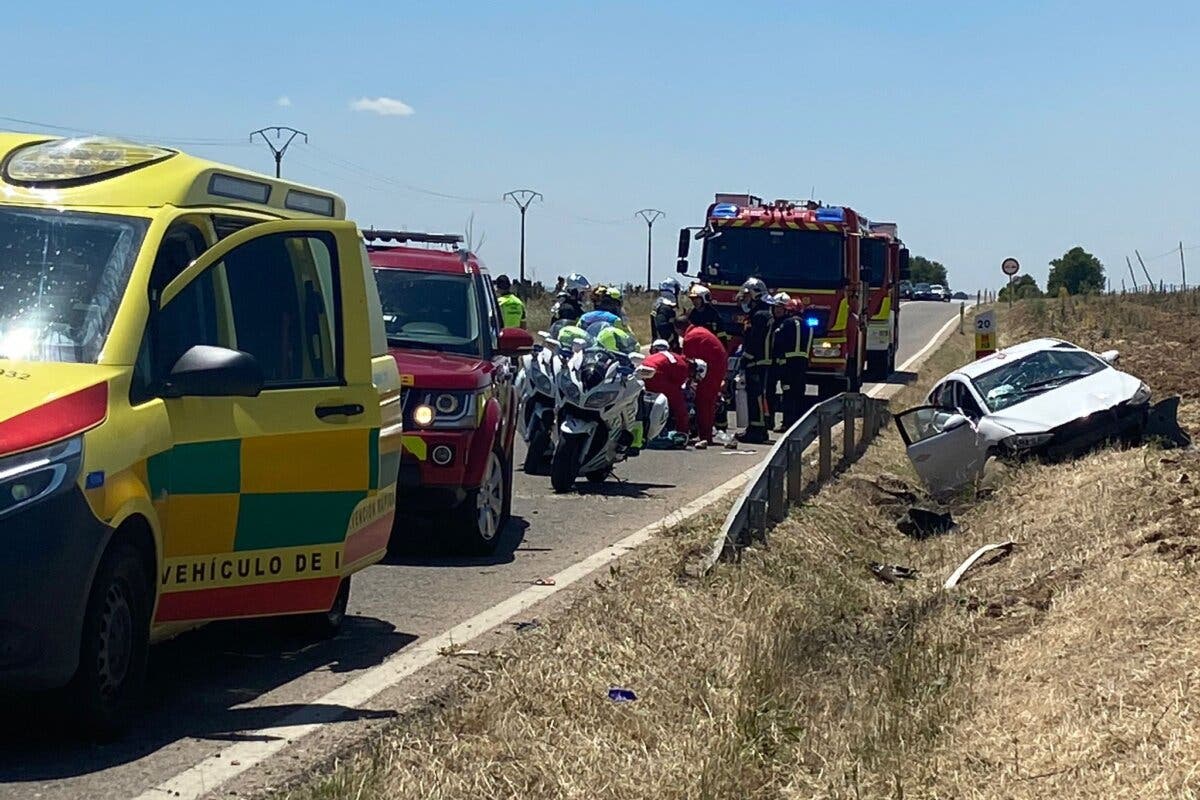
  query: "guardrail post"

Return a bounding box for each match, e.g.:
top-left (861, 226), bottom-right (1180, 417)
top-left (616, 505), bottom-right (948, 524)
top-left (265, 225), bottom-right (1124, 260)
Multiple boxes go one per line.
top-left (818, 409), bottom-right (833, 480)
top-left (768, 463), bottom-right (786, 523)
top-left (842, 394), bottom-right (856, 467)
top-left (786, 438), bottom-right (803, 502)
top-left (748, 497), bottom-right (767, 544)
top-left (859, 398), bottom-right (874, 455)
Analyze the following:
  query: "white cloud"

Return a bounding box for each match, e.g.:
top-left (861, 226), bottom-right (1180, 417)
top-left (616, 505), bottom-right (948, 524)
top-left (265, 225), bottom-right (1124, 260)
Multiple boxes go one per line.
top-left (350, 96), bottom-right (414, 117)
top-left (276, 96), bottom-right (292, 107)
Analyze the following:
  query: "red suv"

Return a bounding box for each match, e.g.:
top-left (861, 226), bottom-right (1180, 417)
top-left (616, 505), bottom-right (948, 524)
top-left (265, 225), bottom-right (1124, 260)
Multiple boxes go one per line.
top-left (366, 231), bottom-right (533, 553)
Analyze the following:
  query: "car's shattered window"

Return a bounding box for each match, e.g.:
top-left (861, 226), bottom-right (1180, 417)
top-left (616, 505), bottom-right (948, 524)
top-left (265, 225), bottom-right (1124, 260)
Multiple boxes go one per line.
top-left (972, 349), bottom-right (1106, 412)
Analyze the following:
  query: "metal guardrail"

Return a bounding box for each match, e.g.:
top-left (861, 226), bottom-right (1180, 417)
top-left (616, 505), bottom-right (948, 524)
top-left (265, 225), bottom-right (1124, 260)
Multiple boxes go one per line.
top-left (693, 392), bottom-right (890, 576)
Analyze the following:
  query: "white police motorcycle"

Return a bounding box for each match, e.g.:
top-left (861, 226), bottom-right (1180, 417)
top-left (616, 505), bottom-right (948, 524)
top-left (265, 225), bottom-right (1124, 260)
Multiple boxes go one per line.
top-left (514, 322), bottom-right (574, 474)
top-left (549, 330), bottom-right (669, 493)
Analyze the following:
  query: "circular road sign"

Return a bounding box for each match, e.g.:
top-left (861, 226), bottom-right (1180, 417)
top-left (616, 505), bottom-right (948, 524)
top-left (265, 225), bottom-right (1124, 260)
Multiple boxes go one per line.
top-left (1001, 258), bottom-right (1020, 276)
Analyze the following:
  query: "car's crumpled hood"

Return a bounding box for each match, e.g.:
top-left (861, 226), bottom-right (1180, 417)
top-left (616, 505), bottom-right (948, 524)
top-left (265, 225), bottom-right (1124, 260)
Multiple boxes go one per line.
top-left (986, 368), bottom-right (1143, 433)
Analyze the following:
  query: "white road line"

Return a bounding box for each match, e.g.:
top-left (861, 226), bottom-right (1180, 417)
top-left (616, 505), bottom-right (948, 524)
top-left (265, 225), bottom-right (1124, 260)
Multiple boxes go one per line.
top-left (134, 307), bottom-right (966, 800)
top-left (133, 472), bottom-right (753, 800)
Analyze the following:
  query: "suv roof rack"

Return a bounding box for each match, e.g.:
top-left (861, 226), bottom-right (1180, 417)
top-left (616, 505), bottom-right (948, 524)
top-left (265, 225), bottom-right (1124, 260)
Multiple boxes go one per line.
top-left (362, 228), bottom-right (464, 246)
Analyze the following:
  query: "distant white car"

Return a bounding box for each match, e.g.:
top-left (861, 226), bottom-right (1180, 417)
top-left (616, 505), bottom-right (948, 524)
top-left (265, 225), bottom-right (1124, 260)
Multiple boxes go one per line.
top-left (894, 337), bottom-right (1151, 494)
top-left (929, 284), bottom-right (950, 301)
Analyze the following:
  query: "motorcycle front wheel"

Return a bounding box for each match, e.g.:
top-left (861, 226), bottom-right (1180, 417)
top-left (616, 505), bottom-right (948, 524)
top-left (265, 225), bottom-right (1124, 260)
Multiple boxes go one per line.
top-left (523, 419), bottom-right (552, 475)
top-left (551, 433), bottom-right (586, 493)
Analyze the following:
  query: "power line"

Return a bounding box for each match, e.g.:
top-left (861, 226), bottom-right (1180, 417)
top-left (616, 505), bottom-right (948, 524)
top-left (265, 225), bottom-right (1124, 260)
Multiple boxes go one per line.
top-left (0, 114), bottom-right (250, 146)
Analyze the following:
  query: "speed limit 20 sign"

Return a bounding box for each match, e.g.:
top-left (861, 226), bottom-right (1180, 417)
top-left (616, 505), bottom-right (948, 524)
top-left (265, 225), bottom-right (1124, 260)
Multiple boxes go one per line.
top-left (974, 309), bottom-right (997, 358)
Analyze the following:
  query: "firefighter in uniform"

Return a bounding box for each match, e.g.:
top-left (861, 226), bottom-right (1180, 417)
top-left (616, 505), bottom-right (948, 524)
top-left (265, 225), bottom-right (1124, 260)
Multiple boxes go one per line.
top-left (685, 283), bottom-right (726, 347)
top-left (765, 291), bottom-right (790, 429)
top-left (651, 278), bottom-right (682, 349)
top-left (772, 298), bottom-right (816, 429)
top-left (550, 272), bottom-right (590, 324)
top-left (734, 278), bottom-right (775, 444)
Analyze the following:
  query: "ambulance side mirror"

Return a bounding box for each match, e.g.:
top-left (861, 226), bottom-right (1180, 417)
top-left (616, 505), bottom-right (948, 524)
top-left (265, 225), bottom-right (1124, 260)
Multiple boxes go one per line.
top-left (161, 345), bottom-right (264, 398)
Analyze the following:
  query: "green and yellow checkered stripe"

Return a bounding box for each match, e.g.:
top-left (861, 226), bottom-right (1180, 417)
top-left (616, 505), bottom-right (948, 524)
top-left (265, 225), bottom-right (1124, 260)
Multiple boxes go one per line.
top-left (148, 428), bottom-right (381, 559)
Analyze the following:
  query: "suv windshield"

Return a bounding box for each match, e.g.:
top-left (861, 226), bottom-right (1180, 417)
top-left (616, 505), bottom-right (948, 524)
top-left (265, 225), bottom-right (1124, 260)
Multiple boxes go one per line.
top-left (0, 207), bottom-right (148, 364)
top-left (374, 268), bottom-right (484, 357)
top-left (972, 349), bottom-right (1107, 412)
top-left (701, 228), bottom-right (843, 288)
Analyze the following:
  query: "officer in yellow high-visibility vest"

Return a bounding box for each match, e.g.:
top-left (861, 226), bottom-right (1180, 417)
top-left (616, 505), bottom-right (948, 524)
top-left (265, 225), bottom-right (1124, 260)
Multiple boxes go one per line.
top-left (494, 274), bottom-right (526, 330)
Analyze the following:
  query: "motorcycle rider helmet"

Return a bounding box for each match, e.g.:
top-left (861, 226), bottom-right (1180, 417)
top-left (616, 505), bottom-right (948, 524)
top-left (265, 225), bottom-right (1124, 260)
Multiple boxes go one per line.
top-left (690, 358), bottom-right (708, 382)
top-left (736, 277), bottom-right (769, 311)
top-left (687, 283), bottom-right (712, 304)
top-left (649, 338), bottom-right (671, 354)
top-left (555, 324), bottom-right (591, 352)
top-left (564, 272), bottom-right (590, 301)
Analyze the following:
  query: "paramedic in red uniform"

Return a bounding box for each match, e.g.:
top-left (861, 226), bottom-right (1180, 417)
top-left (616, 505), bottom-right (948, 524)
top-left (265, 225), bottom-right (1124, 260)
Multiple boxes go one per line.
top-left (675, 313), bottom-right (728, 445)
top-left (643, 341), bottom-right (692, 435)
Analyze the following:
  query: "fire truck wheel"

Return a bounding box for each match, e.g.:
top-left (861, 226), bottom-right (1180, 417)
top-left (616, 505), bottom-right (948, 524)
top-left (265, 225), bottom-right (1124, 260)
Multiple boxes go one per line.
top-left (846, 357), bottom-right (863, 392)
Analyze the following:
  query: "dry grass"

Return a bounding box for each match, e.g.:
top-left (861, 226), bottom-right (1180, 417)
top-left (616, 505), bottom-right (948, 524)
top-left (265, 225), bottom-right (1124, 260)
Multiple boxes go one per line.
top-left (282, 294), bottom-right (1200, 800)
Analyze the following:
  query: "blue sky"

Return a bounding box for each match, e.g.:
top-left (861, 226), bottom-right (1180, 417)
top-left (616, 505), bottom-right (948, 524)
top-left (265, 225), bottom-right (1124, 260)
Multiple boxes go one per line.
top-left (5, 1), bottom-right (1199, 292)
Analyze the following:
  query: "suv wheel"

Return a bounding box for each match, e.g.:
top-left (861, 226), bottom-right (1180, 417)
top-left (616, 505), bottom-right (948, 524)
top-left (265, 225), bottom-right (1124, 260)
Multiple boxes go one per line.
top-left (453, 449), bottom-right (509, 554)
top-left (72, 541), bottom-right (151, 740)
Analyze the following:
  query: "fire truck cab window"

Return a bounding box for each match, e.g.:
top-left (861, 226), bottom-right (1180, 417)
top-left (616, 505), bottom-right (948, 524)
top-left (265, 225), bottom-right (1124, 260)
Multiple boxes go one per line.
top-left (701, 228), bottom-right (843, 289)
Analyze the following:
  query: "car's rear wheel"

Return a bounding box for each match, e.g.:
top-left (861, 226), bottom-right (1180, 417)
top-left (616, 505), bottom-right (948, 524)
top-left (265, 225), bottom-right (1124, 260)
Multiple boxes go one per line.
top-left (452, 449), bottom-right (509, 554)
top-left (72, 541), bottom-right (151, 740)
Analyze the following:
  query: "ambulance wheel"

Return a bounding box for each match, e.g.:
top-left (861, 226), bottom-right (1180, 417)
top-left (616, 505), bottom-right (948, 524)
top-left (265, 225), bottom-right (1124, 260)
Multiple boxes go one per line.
top-left (72, 541), bottom-right (151, 740)
top-left (300, 576), bottom-right (351, 639)
top-left (453, 449), bottom-right (508, 554)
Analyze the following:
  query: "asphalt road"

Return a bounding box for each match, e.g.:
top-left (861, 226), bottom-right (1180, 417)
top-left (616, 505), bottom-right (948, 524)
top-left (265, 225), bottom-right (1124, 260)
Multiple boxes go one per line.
top-left (0, 301), bottom-right (963, 800)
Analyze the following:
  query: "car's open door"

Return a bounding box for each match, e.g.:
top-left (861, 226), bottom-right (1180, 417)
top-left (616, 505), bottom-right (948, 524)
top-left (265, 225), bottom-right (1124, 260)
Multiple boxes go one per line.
top-left (893, 405), bottom-right (989, 494)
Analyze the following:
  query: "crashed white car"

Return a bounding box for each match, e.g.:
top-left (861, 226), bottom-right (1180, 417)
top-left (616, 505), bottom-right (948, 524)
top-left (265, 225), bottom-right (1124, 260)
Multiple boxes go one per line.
top-left (894, 337), bottom-right (1151, 493)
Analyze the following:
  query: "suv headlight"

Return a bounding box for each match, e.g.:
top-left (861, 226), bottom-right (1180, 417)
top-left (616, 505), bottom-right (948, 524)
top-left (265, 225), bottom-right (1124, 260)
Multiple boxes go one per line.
top-left (408, 391), bottom-right (480, 429)
top-left (1129, 382), bottom-right (1151, 405)
top-left (1002, 432), bottom-right (1054, 452)
top-left (0, 436), bottom-right (83, 518)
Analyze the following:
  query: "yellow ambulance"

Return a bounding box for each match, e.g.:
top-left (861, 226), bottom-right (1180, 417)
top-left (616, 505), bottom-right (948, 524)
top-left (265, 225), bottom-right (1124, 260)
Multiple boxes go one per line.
top-left (0, 133), bottom-right (402, 735)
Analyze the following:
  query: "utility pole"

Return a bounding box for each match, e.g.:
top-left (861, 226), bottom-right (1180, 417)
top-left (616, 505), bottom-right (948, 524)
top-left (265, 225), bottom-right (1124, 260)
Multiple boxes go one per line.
top-left (635, 209), bottom-right (665, 291)
top-left (249, 126), bottom-right (308, 178)
top-left (503, 189), bottom-right (542, 284)
top-left (1180, 241), bottom-right (1187, 290)
top-left (1135, 249), bottom-right (1154, 291)
top-left (1126, 256), bottom-right (1140, 292)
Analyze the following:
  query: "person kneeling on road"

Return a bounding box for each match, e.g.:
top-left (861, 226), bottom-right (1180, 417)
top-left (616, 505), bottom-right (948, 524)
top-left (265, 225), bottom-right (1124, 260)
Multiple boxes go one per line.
top-left (675, 313), bottom-right (727, 446)
top-left (642, 342), bottom-right (692, 436)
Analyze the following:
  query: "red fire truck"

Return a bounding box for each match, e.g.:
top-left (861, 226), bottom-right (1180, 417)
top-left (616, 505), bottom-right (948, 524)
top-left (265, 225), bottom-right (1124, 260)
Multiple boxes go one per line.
top-left (862, 221), bottom-right (910, 379)
top-left (676, 194), bottom-right (908, 394)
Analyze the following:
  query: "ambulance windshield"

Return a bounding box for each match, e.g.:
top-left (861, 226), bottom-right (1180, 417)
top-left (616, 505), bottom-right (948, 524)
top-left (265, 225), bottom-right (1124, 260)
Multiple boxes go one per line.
top-left (0, 207), bottom-right (148, 364)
